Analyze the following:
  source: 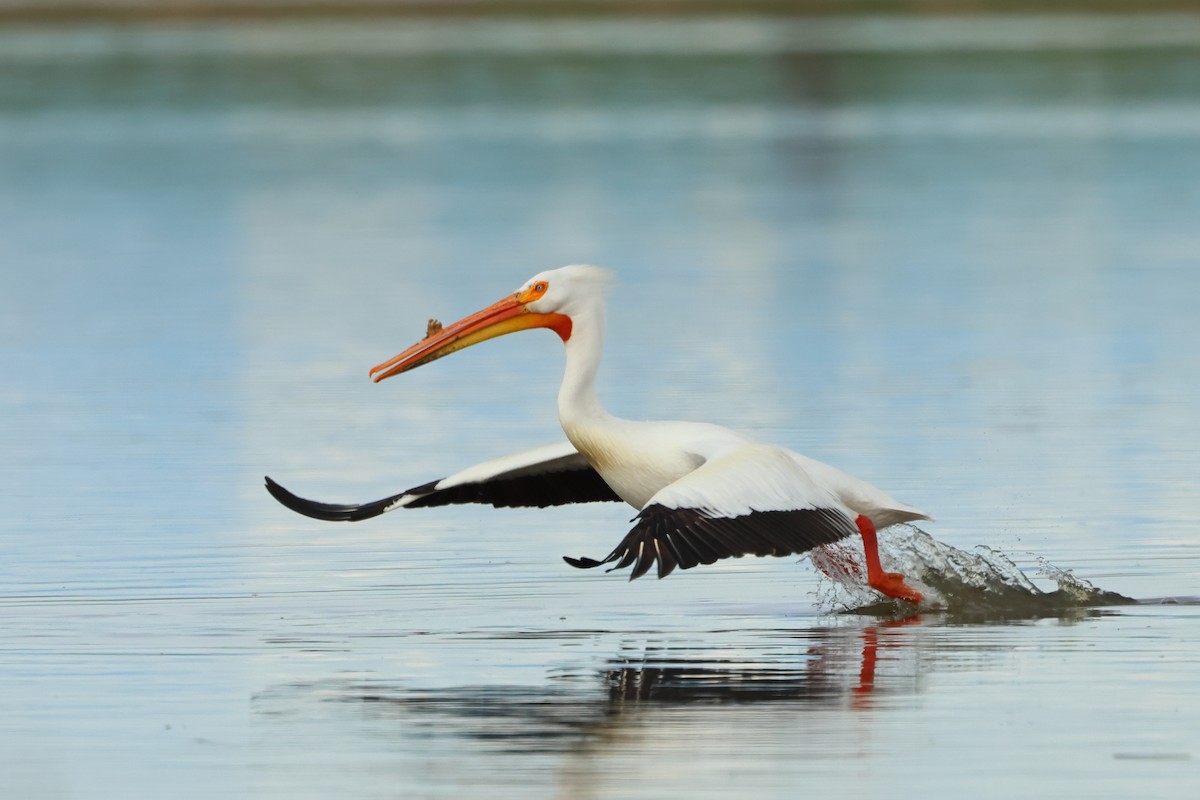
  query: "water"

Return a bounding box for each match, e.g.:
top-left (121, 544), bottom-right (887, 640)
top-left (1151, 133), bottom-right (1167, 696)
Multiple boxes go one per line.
top-left (2, 11), bottom-right (1199, 799)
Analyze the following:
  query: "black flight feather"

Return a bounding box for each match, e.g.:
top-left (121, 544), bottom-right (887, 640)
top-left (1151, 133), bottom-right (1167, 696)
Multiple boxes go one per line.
top-left (563, 504), bottom-right (859, 581)
top-left (266, 460), bottom-right (621, 522)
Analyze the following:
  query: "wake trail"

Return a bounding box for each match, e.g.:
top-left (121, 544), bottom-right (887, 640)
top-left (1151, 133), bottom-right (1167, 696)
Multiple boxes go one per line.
top-left (810, 525), bottom-right (1137, 620)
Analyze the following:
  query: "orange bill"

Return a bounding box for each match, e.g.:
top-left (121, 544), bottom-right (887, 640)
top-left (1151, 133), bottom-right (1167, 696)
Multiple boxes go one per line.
top-left (369, 292), bottom-right (571, 383)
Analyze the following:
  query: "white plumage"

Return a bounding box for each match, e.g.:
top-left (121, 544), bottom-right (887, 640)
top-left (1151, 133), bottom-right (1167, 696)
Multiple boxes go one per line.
top-left (266, 265), bottom-right (928, 603)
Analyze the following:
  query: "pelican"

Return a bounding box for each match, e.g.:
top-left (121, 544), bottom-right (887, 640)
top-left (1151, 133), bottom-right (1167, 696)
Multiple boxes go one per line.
top-left (266, 265), bottom-right (927, 604)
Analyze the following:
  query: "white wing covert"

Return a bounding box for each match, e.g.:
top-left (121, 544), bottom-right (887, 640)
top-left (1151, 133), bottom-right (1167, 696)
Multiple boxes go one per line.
top-left (564, 444), bottom-right (861, 579)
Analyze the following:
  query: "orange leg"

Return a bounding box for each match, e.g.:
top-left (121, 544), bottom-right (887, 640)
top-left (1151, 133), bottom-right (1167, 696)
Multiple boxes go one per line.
top-left (856, 515), bottom-right (923, 604)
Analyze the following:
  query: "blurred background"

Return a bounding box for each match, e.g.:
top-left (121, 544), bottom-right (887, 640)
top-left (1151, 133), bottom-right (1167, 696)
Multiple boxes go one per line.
top-left (4, 0), bottom-right (1198, 566)
top-left (1, 2), bottom-right (1199, 798)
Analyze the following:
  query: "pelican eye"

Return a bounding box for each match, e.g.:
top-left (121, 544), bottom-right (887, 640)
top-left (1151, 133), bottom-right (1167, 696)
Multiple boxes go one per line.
top-left (521, 281), bottom-right (549, 302)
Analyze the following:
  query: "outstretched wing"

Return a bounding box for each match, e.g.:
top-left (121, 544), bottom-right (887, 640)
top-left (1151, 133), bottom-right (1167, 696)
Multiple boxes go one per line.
top-left (266, 441), bottom-right (622, 522)
top-left (564, 443), bottom-right (859, 580)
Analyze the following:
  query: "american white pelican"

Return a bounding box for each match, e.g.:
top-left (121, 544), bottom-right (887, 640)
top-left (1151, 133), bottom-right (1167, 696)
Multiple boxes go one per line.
top-left (266, 265), bottom-right (927, 604)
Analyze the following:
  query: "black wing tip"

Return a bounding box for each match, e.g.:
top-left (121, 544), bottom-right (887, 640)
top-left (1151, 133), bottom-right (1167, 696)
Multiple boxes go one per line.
top-left (563, 555), bottom-right (606, 570)
top-left (264, 475), bottom-right (399, 522)
top-left (263, 475), bottom-right (296, 507)
top-left (264, 475), bottom-right (334, 521)
top-left (263, 475), bottom-right (299, 506)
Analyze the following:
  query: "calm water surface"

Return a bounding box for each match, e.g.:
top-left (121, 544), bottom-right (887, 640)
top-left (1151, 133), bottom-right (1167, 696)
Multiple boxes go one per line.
top-left (1, 13), bottom-right (1199, 799)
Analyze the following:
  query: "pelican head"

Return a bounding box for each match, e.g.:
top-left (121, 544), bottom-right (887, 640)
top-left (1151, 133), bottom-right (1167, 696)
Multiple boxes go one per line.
top-left (369, 264), bottom-right (612, 383)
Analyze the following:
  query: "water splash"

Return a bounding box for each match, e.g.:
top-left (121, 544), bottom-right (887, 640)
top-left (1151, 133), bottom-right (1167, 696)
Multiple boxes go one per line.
top-left (810, 525), bottom-right (1135, 621)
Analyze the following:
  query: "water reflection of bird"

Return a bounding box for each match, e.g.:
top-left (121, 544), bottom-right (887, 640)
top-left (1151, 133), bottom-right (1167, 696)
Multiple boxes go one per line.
top-left (266, 265), bottom-right (927, 603)
top-left (254, 625), bottom-right (913, 751)
top-left (606, 624), bottom-right (915, 712)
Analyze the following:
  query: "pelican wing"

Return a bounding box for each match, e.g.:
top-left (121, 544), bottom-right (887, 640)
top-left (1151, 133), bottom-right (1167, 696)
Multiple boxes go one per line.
top-left (266, 441), bottom-right (621, 522)
top-left (564, 444), bottom-right (859, 580)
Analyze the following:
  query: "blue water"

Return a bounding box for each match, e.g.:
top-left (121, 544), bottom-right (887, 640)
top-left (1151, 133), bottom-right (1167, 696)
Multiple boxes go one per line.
top-left (1, 12), bottom-right (1198, 799)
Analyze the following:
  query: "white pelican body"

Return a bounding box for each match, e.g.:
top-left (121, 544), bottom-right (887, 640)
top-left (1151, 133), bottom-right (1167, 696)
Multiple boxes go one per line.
top-left (267, 265), bottom-right (927, 603)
